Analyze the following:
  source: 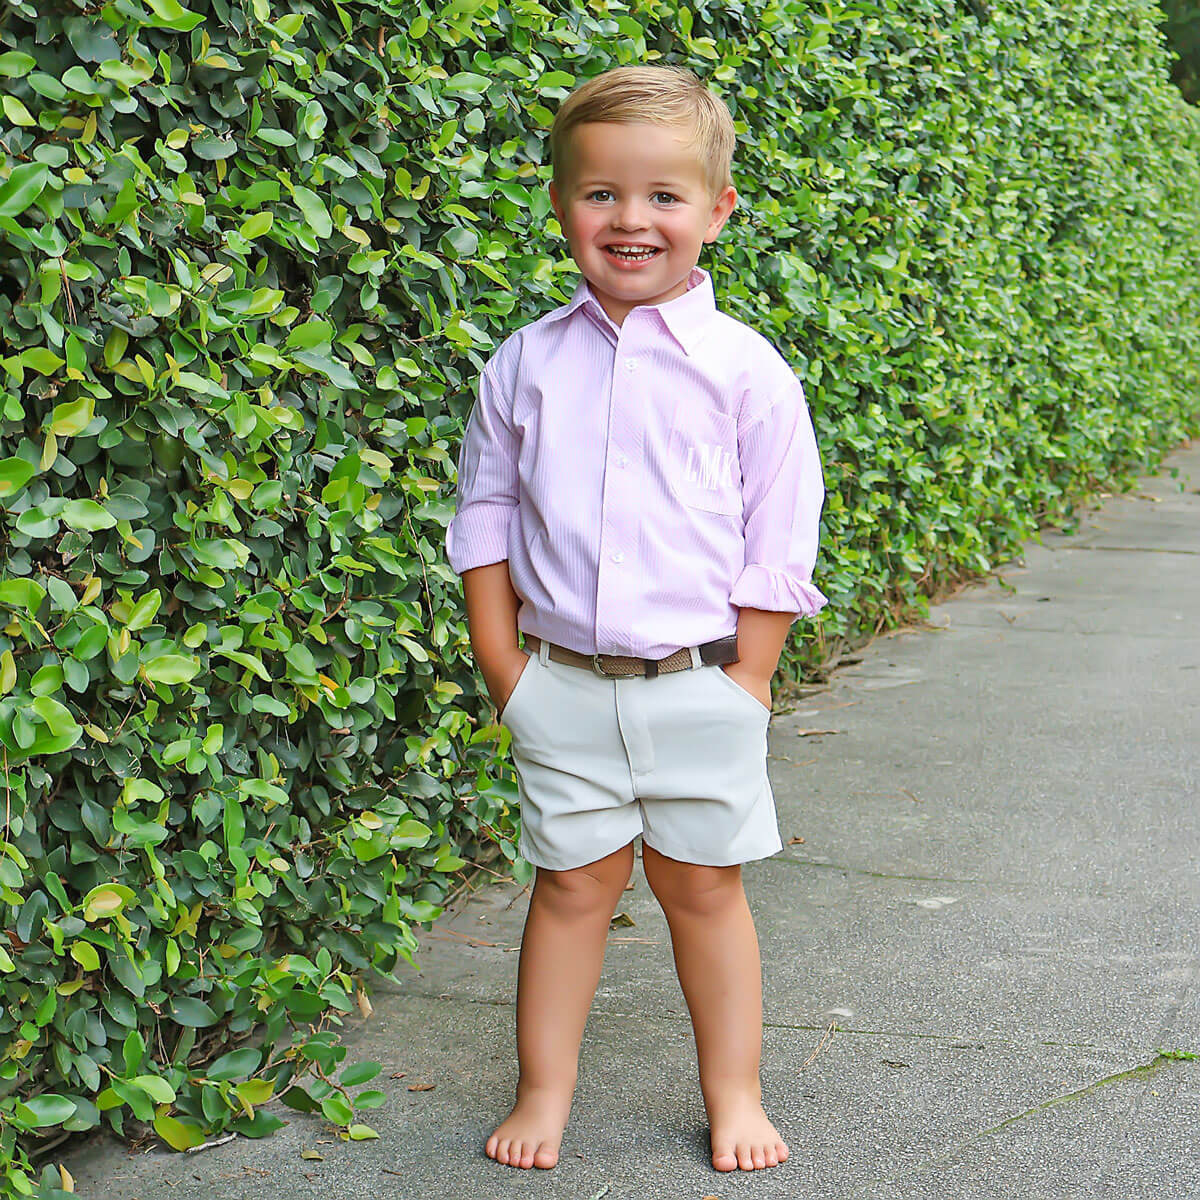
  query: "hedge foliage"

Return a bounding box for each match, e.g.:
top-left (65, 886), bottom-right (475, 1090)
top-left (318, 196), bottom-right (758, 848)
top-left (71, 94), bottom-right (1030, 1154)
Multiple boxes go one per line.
top-left (1, 0), bottom-right (1198, 1192)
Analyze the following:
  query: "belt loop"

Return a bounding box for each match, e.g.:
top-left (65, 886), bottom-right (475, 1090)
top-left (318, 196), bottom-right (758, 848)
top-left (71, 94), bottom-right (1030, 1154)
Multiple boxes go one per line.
top-left (688, 646), bottom-right (702, 670)
top-left (538, 637), bottom-right (551, 667)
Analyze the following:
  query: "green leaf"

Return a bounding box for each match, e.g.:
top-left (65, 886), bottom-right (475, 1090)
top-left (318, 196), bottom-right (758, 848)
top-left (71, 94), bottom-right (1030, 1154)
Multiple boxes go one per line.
top-left (0, 456), bottom-right (36, 499)
top-left (30, 695), bottom-right (78, 737)
top-left (239, 210), bottom-right (274, 240)
top-left (82, 884), bottom-right (135, 921)
top-left (50, 396), bottom-right (95, 436)
top-left (0, 51), bottom-right (36, 78)
top-left (61, 499), bottom-right (117, 531)
top-left (169, 996), bottom-right (217, 1027)
top-left (20, 347), bottom-right (65, 375)
top-left (154, 1114), bottom-right (206, 1150)
top-left (206, 1047), bottom-right (261, 1081)
top-left (132, 1074), bottom-right (176, 1104)
top-left (20, 1094), bottom-right (76, 1126)
top-left (3, 96), bottom-right (36, 126)
top-left (320, 1093), bottom-right (353, 1125)
top-left (338, 1061), bottom-right (381, 1087)
top-left (142, 654), bottom-right (200, 684)
top-left (347, 1123), bottom-right (379, 1140)
top-left (123, 1030), bottom-right (145, 1074)
top-left (70, 940), bottom-right (101, 972)
top-left (292, 186), bottom-right (332, 238)
top-left (235, 1078), bottom-right (274, 1105)
top-left (126, 590), bottom-right (162, 631)
top-left (444, 72), bottom-right (490, 99)
top-left (143, 0), bottom-right (205, 31)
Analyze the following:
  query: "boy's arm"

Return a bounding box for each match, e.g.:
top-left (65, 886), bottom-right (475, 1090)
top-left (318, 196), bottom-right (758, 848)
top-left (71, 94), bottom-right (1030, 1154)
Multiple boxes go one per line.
top-left (724, 607), bottom-right (795, 710)
top-left (461, 562), bottom-right (529, 713)
top-left (725, 365), bottom-right (828, 708)
top-left (447, 362), bottom-right (528, 713)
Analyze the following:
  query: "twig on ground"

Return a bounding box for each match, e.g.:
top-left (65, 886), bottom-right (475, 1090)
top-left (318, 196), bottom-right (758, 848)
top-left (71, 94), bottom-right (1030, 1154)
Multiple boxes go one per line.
top-left (800, 1021), bottom-right (838, 1070)
top-left (184, 1132), bottom-right (238, 1155)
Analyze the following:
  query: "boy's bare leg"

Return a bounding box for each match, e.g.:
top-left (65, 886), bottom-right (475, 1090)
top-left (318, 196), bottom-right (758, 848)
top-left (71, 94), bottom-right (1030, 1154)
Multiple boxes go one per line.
top-left (642, 842), bottom-right (789, 1172)
top-left (486, 841), bottom-right (635, 1169)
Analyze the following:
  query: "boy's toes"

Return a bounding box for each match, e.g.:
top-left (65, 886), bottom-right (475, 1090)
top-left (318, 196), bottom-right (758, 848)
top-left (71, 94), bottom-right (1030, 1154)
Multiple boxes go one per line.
top-left (776, 1139), bottom-right (790, 1164)
top-left (711, 1140), bottom-right (738, 1172)
top-left (532, 1141), bottom-right (560, 1169)
top-left (736, 1142), bottom-right (756, 1171)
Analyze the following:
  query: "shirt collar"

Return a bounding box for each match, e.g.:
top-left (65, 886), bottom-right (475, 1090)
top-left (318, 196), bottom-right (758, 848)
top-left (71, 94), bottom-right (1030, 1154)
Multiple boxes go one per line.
top-left (544, 266), bottom-right (716, 355)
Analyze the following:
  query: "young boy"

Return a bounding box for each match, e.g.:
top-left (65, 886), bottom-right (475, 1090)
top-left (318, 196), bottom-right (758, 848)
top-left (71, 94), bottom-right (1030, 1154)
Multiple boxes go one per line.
top-left (445, 64), bottom-right (826, 1174)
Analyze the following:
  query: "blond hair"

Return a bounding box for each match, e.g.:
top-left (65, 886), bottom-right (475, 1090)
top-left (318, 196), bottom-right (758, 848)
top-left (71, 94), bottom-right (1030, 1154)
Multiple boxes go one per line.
top-left (549, 65), bottom-right (735, 196)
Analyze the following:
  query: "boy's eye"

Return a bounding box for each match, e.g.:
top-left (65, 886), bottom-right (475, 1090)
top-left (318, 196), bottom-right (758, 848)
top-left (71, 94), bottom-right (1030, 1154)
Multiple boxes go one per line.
top-left (653, 192), bottom-right (678, 205)
top-left (587, 190), bottom-right (613, 202)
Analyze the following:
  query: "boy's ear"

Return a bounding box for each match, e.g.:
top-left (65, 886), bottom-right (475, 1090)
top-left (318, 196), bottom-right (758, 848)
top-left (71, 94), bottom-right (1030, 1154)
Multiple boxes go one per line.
top-left (548, 179), bottom-right (564, 226)
top-left (703, 185), bottom-right (738, 243)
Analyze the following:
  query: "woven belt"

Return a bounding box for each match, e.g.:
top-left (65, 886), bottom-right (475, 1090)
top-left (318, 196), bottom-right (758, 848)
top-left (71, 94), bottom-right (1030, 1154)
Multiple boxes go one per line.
top-left (523, 634), bottom-right (739, 679)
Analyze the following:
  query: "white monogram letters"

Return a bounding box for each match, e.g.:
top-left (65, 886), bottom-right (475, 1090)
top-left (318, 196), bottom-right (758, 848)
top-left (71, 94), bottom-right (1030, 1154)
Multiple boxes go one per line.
top-left (683, 443), bottom-right (736, 491)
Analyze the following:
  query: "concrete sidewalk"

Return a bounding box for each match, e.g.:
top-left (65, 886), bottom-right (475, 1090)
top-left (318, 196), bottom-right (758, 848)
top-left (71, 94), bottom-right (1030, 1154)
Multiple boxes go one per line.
top-left (64, 442), bottom-right (1200, 1199)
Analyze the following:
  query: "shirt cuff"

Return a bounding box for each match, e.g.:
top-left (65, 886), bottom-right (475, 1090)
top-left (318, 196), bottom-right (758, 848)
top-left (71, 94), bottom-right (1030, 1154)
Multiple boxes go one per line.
top-left (729, 564), bottom-right (828, 617)
top-left (446, 503), bottom-right (514, 574)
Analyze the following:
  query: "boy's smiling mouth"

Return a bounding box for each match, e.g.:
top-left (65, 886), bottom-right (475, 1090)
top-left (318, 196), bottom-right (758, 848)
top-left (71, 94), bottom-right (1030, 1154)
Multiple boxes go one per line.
top-left (604, 244), bottom-right (662, 262)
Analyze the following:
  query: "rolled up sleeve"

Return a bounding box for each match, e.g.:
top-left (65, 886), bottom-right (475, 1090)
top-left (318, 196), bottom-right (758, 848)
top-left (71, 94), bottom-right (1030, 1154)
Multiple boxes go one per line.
top-left (729, 373), bottom-right (828, 618)
top-left (445, 364), bottom-right (518, 574)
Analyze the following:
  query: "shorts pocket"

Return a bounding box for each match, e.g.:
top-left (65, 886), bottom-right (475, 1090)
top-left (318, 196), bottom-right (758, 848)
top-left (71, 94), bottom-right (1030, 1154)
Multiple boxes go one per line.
top-left (668, 406), bottom-right (742, 516)
top-left (499, 651), bottom-right (536, 724)
top-left (710, 663), bottom-right (771, 717)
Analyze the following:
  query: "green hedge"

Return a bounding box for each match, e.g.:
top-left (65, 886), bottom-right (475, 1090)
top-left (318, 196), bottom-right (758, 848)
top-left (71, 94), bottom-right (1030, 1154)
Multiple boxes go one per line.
top-left (1, 0), bottom-right (1198, 1192)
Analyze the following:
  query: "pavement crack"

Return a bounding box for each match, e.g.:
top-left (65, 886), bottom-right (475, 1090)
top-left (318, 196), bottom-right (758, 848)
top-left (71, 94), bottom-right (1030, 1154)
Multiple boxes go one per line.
top-left (863, 1053), bottom-right (1186, 1194)
top-left (974, 1056), bottom-right (1171, 1136)
top-left (771, 855), bottom-right (984, 886)
top-left (1068, 544), bottom-right (1200, 556)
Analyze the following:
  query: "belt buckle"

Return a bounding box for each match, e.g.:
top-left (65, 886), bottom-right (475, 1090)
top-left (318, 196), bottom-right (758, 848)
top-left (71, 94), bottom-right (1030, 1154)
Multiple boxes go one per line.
top-left (591, 652), bottom-right (612, 677)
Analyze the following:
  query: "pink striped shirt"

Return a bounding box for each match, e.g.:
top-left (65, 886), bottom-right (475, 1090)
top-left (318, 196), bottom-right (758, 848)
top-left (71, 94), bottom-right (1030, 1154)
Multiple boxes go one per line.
top-left (446, 266), bottom-right (827, 659)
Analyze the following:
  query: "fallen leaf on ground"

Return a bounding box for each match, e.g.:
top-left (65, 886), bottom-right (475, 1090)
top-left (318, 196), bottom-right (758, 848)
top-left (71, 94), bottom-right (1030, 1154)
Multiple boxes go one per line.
top-left (609, 911), bottom-right (635, 928)
top-left (301, 1150), bottom-right (324, 1161)
top-left (407, 1082), bottom-right (435, 1091)
top-left (882, 1061), bottom-right (909, 1069)
top-left (389, 1072), bottom-right (406, 1079)
top-left (795, 728), bottom-right (842, 737)
top-left (788, 836), bottom-right (805, 845)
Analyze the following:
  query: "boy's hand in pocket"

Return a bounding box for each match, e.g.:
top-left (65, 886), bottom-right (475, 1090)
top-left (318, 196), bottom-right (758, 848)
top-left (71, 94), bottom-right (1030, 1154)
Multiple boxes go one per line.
top-left (720, 662), bottom-right (773, 712)
top-left (481, 648), bottom-right (532, 715)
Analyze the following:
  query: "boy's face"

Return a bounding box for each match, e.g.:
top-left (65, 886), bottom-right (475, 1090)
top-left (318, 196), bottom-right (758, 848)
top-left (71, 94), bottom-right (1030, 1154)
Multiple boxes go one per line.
top-left (548, 121), bottom-right (737, 326)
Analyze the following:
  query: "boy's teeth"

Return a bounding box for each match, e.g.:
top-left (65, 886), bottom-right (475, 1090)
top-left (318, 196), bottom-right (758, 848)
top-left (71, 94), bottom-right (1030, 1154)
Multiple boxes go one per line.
top-left (608, 246), bottom-right (658, 260)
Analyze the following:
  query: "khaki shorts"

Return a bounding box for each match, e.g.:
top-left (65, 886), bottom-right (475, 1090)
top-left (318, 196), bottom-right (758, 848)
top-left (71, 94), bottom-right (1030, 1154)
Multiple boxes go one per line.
top-left (501, 638), bottom-right (783, 871)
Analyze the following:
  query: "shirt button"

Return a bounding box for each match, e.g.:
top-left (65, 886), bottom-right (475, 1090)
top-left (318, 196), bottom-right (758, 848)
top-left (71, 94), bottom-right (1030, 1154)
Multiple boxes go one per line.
top-left (611, 551), bottom-right (625, 563)
top-left (624, 359), bottom-right (638, 371)
top-left (616, 454), bottom-right (629, 468)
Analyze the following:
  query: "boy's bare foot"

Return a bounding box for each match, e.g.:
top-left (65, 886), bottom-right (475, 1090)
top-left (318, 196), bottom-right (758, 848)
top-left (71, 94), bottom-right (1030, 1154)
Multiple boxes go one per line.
top-left (707, 1092), bottom-right (789, 1172)
top-left (484, 1087), bottom-right (571, 1169)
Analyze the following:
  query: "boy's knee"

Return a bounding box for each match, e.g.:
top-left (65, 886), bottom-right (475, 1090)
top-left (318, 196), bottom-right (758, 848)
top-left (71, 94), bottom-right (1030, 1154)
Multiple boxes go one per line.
top-left (643, 846), bottom-right (742, 917)
top-left (532, 844), bottom-right (634, 915)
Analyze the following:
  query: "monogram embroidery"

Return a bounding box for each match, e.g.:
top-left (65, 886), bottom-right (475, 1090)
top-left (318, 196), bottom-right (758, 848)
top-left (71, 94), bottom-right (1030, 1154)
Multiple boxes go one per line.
top-left (683, 443), bottom-right (736, 491)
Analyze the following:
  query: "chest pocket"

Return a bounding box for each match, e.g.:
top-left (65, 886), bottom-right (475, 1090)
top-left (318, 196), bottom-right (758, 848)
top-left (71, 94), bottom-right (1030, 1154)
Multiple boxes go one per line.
top-left (667, 405), bottom-right (743, 516)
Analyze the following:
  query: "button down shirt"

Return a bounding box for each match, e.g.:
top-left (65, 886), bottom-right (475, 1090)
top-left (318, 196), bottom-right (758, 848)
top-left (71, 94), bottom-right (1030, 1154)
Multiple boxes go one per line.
top-left (446, 266), bottom-right (827, 659)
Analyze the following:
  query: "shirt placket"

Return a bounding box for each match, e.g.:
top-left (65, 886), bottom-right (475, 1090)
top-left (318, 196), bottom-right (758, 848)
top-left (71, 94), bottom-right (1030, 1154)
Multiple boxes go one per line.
top-left (594, 331), bottom-right (646, 656)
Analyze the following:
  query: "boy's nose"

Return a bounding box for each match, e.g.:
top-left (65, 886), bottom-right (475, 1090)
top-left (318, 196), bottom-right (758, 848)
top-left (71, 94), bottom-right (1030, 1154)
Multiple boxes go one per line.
top-left (611, 202), bottom-right (650, 230)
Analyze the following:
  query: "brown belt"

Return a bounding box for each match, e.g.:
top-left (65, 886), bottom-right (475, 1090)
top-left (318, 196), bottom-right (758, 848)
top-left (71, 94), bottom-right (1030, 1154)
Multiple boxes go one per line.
top-left (523, 634), bottom-right (739, 679)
